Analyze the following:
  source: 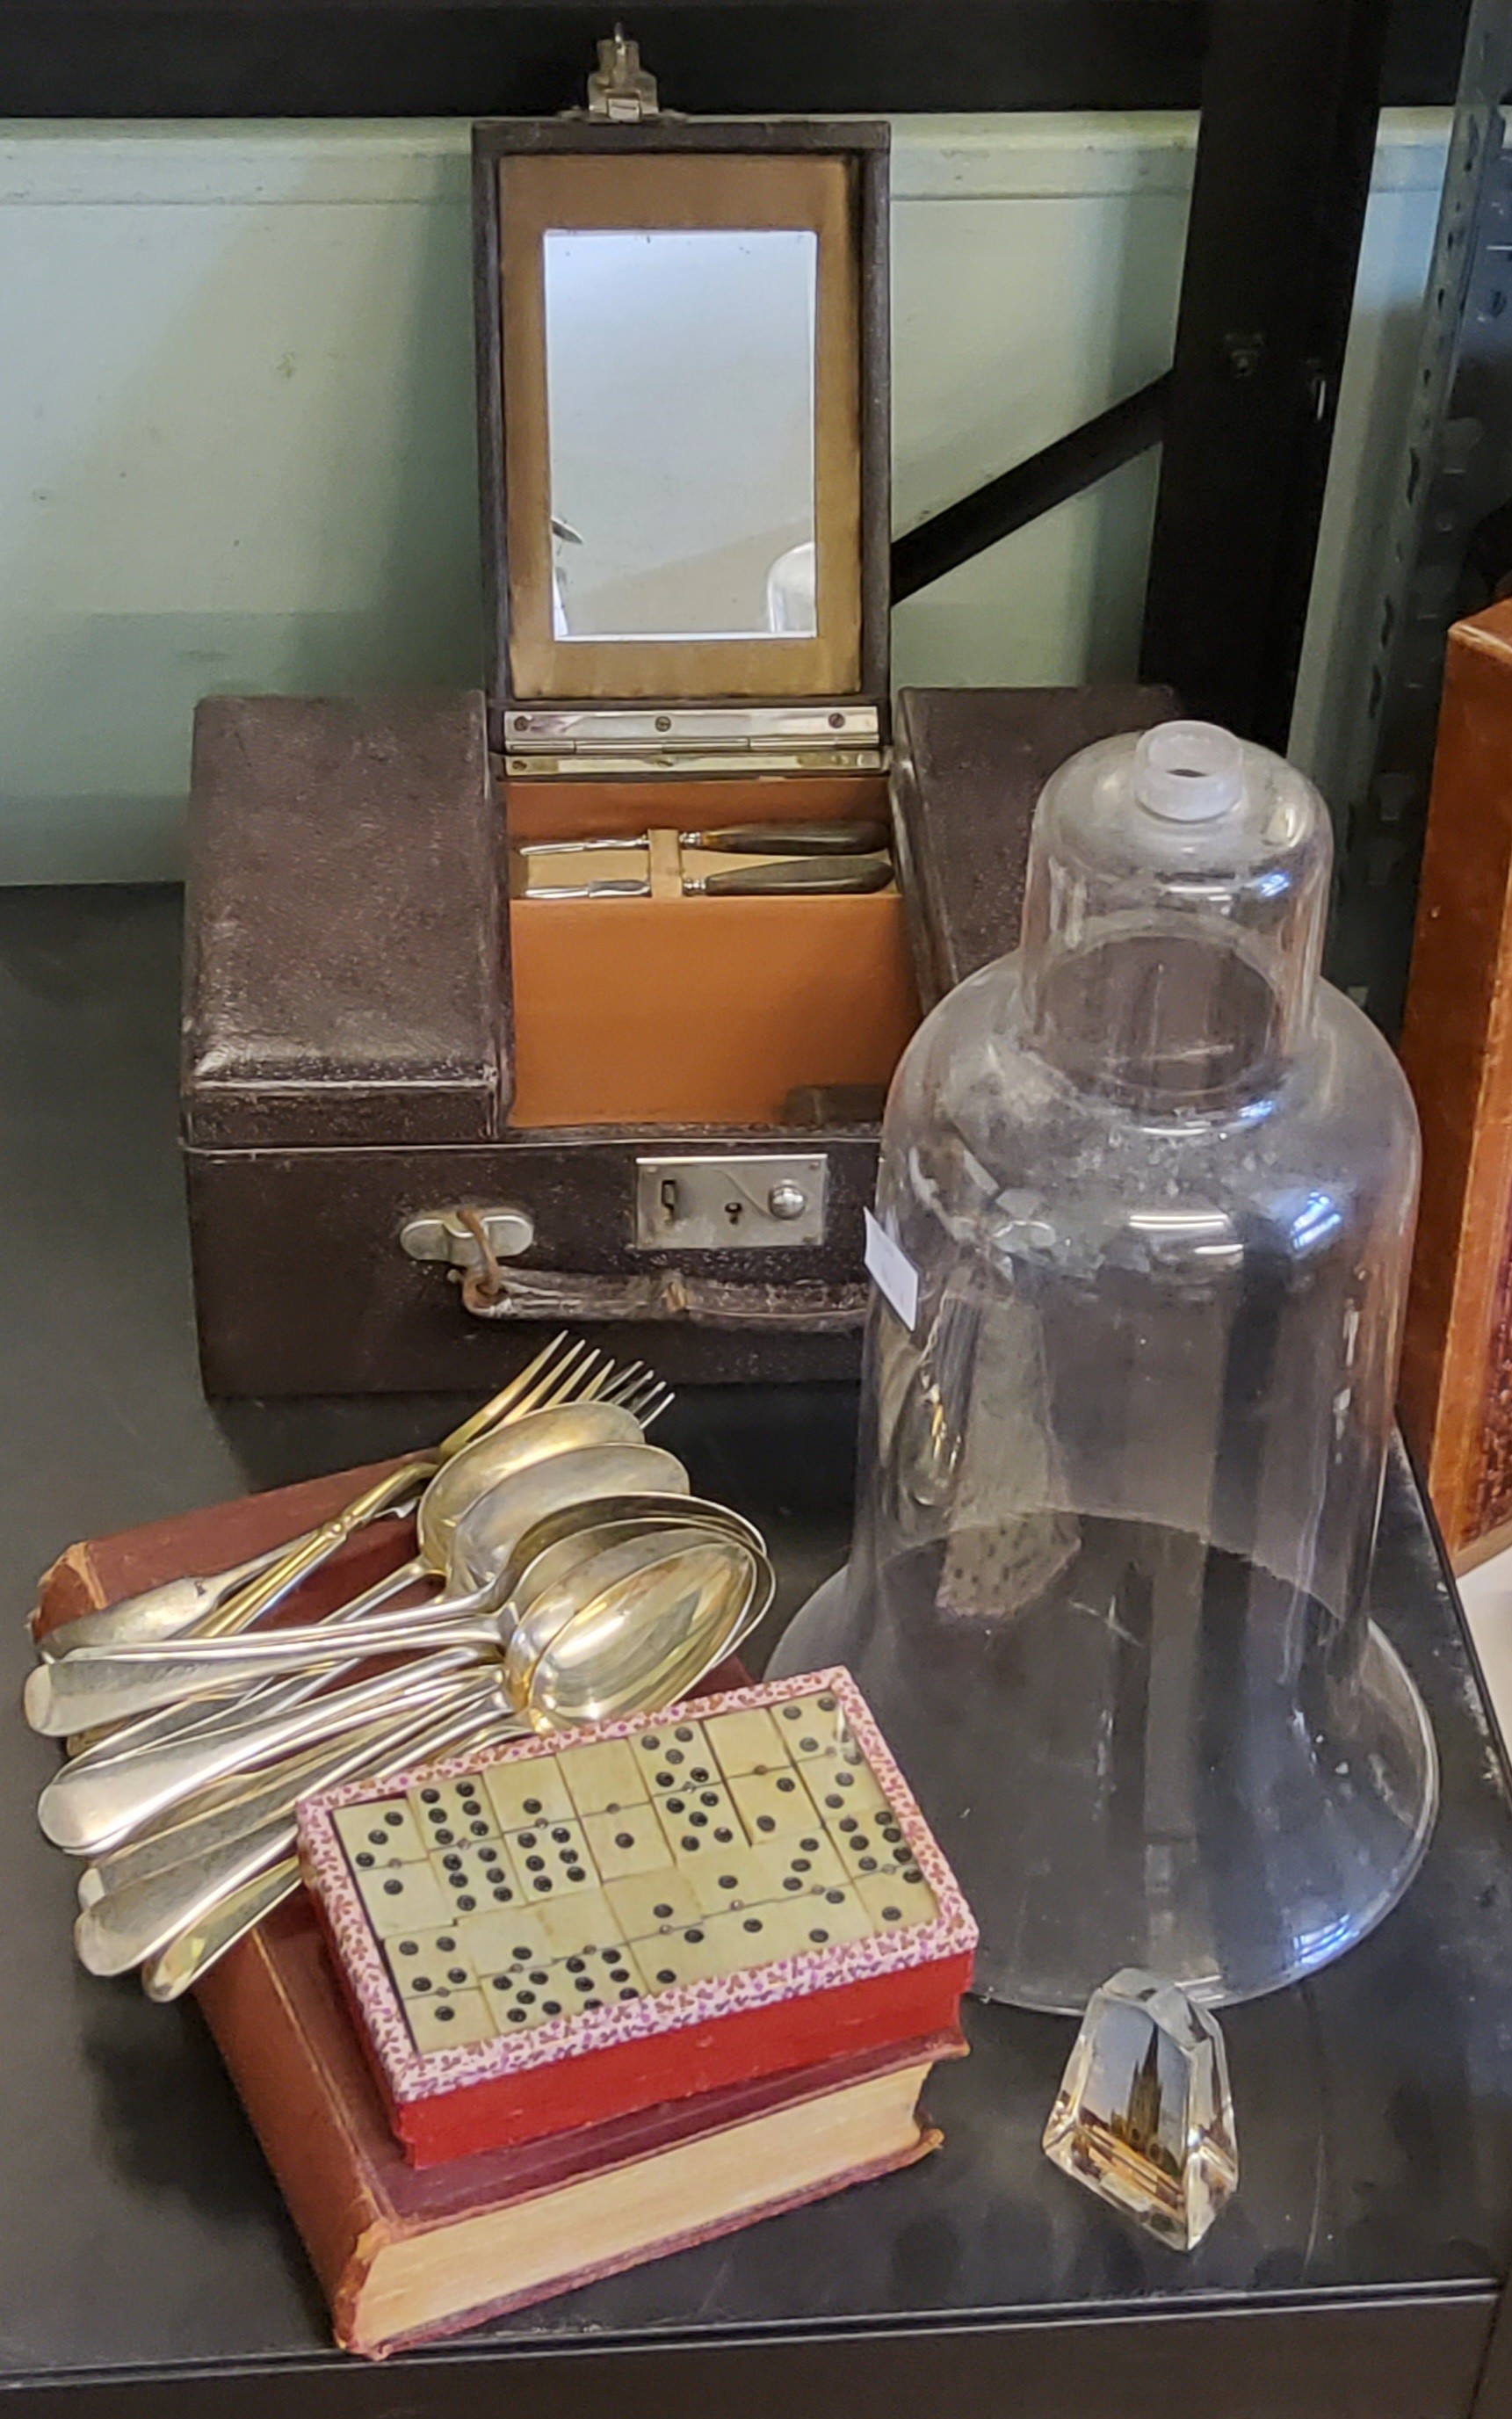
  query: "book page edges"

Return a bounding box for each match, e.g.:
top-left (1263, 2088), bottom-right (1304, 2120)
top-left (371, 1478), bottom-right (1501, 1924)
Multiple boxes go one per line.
top-left (352, 2064), bottom-right (940, 2358)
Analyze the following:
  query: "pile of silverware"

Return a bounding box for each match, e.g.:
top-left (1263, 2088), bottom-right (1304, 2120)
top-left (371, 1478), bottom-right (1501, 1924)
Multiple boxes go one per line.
top-left (24, 1336), bottom-right (773, 2003)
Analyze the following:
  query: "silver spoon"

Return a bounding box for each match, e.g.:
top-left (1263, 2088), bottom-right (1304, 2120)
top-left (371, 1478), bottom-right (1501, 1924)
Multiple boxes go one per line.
top-left (143, 1854), bottom-right (302, 2002)
top-left (39, 1502), bottom-right (765, 1861)
top-left (76, 1521), bottom-right (714, 1911)
top-left (33, 1491), bottom-right (702, 1853)
top-left (40, 1347), bottom-right (668, 1682)
top-left (74, 1673), bottom-right (517, 1976)
top-left (26, 1434), bottom-right (685, 1737)
top-left (134, 1537), bottom-right (770, 1995)
top-left (43, 1400), bottom-right (667, 1771)
top-left (37, 1652), bottom-right (482, 1856)
top-left (71, 1534), bottom-right (713, 1971)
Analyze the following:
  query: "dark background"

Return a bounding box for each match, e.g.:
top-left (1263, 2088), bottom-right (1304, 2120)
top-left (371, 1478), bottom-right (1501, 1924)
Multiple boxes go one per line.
top-left (0, 0), bottom-right (1472, 120)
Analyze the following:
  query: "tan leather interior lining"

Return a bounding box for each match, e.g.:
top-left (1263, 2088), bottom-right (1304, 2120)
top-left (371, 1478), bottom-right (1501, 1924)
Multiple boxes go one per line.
top-left (505, 775), bottom-right (916, 1126)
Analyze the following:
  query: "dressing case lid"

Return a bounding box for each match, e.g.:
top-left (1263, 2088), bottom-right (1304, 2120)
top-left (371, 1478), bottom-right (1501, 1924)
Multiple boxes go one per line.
top-left (473, 40), bottom-right (891, 779)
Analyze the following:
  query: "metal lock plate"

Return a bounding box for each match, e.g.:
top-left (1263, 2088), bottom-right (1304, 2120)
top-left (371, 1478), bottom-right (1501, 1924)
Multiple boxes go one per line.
top-left (400, 1206), bottom-right (535, 1268)
top-left (633, 1155), bottom-right (827, 1250)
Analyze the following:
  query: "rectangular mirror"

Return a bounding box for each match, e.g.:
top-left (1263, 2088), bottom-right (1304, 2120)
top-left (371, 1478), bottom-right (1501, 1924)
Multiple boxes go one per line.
top-left (543, 228), bottom-right (818, 643)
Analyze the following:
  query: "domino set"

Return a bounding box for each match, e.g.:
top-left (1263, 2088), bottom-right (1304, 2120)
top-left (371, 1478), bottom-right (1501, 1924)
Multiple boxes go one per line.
top-left (299, 1669), bottom-right (976, 2164)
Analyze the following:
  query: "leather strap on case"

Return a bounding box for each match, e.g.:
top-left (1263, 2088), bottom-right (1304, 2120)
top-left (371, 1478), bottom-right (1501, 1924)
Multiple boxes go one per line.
top-left (457, 1263), bottom-right (867, 1332)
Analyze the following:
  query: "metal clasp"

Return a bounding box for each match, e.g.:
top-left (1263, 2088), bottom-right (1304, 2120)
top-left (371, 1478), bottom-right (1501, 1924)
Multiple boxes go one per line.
top-left (587, 27), bottom-right (659, 120)
top-left (633, 1155), bottom-right (828, 1250)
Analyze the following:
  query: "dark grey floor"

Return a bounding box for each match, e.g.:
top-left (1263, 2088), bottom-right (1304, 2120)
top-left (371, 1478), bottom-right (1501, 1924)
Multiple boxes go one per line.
top-left (4, 887), bottom-right (1512, 2418)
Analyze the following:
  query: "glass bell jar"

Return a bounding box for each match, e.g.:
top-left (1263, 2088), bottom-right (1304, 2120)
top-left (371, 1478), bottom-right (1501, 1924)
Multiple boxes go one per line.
top-left (770, 721), bottom-right (1437, 2010)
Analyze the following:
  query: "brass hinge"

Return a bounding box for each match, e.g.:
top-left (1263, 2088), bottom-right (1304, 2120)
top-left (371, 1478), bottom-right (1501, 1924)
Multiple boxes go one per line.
top-left (503, 704), bottom-right (884, 779)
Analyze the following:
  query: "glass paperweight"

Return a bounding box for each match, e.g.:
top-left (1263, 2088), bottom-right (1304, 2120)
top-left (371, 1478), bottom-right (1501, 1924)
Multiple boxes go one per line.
top-left (1043, 1967), bottom-right (1237, 2250)
top-left (771, 719), bottom-right (1438, 2010)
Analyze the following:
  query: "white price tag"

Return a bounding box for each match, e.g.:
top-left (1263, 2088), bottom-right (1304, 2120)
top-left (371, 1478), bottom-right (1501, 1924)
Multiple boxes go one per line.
top-left (864, 1208), bottom-right (920, 1332)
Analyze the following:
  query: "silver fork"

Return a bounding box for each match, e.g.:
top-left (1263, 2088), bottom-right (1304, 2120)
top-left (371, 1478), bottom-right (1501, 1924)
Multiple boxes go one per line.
top-left (48, 1351), bottom-right (675, 1782)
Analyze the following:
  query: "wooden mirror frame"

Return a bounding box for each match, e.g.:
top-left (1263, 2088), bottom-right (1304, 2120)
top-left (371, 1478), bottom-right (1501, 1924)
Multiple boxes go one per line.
top-left (488, 140), bottom-right (867, 704)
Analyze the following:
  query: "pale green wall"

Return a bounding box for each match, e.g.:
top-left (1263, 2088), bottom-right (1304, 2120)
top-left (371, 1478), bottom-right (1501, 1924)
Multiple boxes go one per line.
top-left (0, 112), bottom-right (1447, 882)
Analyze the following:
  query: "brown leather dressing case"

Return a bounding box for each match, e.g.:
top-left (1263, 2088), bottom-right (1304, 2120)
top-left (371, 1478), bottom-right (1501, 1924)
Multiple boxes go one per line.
top-left (179, 52), bottom-right (1175, 1394)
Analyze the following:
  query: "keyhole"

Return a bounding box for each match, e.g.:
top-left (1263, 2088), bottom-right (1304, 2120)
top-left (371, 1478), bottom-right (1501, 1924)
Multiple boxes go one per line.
top-left (725, 1199), bottom-right (743, 1226)
top-left (661, 1178), bottom-right (678, 1221)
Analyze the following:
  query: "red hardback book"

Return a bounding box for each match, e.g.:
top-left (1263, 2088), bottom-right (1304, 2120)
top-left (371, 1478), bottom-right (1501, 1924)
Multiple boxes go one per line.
top-left (198, 1894), bottom-right (956, 2357)
top-left (32, 1469), bottom-right (965, 2355)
